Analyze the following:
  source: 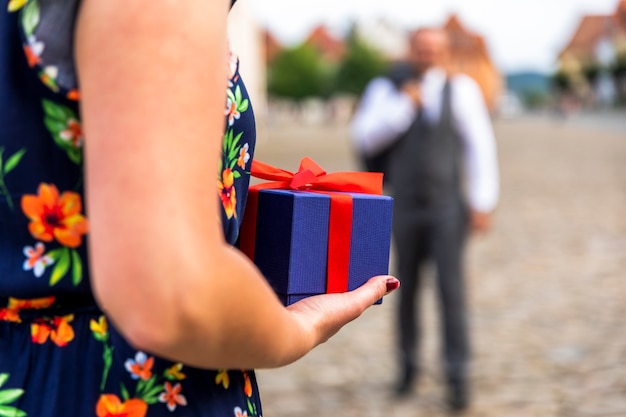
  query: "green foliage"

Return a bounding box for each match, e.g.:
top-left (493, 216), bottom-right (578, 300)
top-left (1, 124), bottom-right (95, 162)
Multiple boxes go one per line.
top-left (550, 70), bottom-right (571, 92)
top-left (581, 61), bottom-right (601, 84)
top-left (266, 28), bottom-right (388, 100)
top-left (267, 44), bottom-right (335, 100)
top-left (334, 30), bottom-right (388, 96)
top-left (522, 90), bottom-right (548, 109)
top-left (611, 52), bottom-right (626, 77)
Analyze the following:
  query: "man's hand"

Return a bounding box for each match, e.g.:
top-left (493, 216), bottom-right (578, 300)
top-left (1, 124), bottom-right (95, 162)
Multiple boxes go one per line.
top-left (470, 210), bottom-right (493, 234)
top-left (400, 80), bottom-right (422, 108)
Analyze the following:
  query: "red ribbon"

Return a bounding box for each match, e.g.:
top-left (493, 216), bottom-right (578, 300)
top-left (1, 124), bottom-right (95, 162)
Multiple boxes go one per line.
top-left (240, 157), bottom-right (383, 294)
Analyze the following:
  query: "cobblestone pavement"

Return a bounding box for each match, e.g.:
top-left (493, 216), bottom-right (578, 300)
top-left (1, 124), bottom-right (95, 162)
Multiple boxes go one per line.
top-left (252, 114), bottom-right (626, 417)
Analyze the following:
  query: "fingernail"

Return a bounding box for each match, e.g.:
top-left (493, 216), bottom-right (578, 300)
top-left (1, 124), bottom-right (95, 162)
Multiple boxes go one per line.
top-left (386, 277), bottom-right (400, 292)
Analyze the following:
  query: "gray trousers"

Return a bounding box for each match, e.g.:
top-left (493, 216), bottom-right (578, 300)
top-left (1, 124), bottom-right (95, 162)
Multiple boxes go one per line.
top-left (392, 197), bottom-right (469, 383)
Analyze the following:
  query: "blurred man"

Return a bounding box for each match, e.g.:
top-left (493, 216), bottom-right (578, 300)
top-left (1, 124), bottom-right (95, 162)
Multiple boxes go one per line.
top-left (351, 28), bottom-right (499, 411)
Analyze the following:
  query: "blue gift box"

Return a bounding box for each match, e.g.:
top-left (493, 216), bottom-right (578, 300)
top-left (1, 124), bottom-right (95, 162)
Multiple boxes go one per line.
top-left (247, 189), bottom-right (393, 306)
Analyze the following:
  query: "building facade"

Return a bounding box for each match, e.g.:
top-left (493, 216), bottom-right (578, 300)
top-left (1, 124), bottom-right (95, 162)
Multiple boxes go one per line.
top-left (557, 0), bottom-right (626, 105)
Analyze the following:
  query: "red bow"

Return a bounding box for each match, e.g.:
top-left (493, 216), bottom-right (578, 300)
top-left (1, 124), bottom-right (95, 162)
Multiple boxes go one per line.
top-left (249, 157), bottom-right (382, 193)
top-left (239, 157), bottom-right (383, 294)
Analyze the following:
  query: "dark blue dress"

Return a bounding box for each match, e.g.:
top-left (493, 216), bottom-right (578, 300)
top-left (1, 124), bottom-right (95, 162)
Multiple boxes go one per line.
top-left (0, 1), bottom-right (261, 415)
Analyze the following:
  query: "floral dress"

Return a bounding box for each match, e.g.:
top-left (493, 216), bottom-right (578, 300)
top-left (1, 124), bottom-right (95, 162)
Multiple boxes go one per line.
top-left (0, 0), bottom-right (260, 416)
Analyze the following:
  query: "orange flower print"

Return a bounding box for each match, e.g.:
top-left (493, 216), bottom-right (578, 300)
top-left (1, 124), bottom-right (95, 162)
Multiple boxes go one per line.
top-left (31, 321), bottom-right (51, 344)
top-left (225, 97), bottom-right (241, 127)
top-left (21, 183), bottom-right (89, 248)
top-left (159, 382), bottom-right (187, 412)
top-left (12, 296), bottom-right (56, 310)
top-left (225, 85), bottom-right (248, 126)
top-left (96, 394), bottom-right (148, 417)
top-left (23, 36), bottom-right (44, 68)
top-left (23, 242), bottom-right (54, 277)
top-left (0, 308), bottom-right (21, 323)
top-left (234, 406), bottom-right (248, 417)
top-left (218, 168), bottom-right (237, 219)
top-left (59, 118), bottom-right (83, 148)
top-left (50, 315), bottom-right (75, 346)
top-left (1, 297), bottom-right (56, 324)
top-left (242, 370), bottom-right (252, 397)
top-left (31, 314), bottom-right (75, 347)
top-left (67, 89), bottom-right (80, 101)
top-left (125, 352), bottom-right (155, 381)
top-left (237, 143), bottom-right (250, 169)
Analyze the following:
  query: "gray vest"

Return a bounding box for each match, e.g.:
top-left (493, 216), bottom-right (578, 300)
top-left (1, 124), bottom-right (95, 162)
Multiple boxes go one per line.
top-left (389, 81), bottom-right (463, 207)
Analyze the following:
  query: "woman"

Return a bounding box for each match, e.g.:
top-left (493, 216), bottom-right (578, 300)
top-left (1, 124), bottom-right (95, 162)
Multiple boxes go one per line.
top-left (0, 0), bottom-right (399, 415)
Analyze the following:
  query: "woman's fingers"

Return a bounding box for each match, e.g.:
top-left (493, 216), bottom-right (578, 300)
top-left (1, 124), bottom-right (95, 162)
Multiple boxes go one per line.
top-left (286, 275), bottom-right (399, 347)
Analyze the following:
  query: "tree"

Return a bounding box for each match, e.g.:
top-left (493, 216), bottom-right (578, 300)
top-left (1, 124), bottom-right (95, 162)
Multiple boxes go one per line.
top-left (611, 53), bottom-right (626, 105)
top-left (266, 44), bottom-right (334, 100)
top-left (334, 29), bottom-right (388, 96)
top-left (582, 61), bottom-right (601, 85)
top-left (550, 70), bottom-right (571, 93)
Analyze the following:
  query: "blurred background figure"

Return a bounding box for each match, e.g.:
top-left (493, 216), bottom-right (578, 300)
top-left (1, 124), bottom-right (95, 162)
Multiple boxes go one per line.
top-left (234, 0), bottom-right (626, 416)
top-left (350, 28), bottom-right (500, 412)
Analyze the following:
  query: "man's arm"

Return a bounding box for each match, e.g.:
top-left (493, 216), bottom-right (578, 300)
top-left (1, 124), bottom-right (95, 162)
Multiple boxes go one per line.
top-left (350, 77), bottom-right (418, 156)
top-left (451, 75), bottom-right (500, 232)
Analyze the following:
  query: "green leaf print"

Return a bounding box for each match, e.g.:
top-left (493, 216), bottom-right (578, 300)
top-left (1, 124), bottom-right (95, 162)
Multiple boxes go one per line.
top-left (3, 149), bottom-right (26, 175)
top-left (0, 390), bottom-right (23, 406)
top-left (0, 374), bottom-right (27, 417)
top-left (41, 99), bottom-right (83, 164)
top-left (49, 247), bottom-right (70, 286)
top-left (0, 406), bottom-right (27, 417)
top-left (70, 249), bottom-right (83, 286)
top-left (45, 247), bottom-right (83, 287)
top-left (120, 383), bottom-right (130, 401)
top-left (134, 376), bottom-right (163, 405)
top-left (233, 86), bottom-right (249, 113)
top-left (223, 129), bottom-right (243, 171)
top-left (222, 129), bottom-right (231, 155)
top-left (141, 377), bottom-right (157, 396)
top-left (0, 148), bottom-right (26, 211)
top-left (226, 86), bottom-right (250, 116)
top-left (143, 384), bottom-right (163, 405)
top-left (21, 0), bottom-right (40, 37)
top-left (100, 344), bottom-right (113, 391)
top-left (247, 398), bottom-right (257, 417)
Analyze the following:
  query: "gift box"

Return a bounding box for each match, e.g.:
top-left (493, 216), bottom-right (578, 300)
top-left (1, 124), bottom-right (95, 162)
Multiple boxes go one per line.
top-left (239, 158), bottom-right (393, 306)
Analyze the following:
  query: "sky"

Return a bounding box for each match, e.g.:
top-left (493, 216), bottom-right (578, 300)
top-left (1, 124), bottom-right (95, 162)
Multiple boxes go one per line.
top-left (245, 0), bottom-right (621, 74)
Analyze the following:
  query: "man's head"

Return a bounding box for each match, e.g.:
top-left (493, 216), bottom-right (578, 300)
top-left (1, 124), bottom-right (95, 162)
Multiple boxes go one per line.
top-left (407, 28), bottom-right (450, 75)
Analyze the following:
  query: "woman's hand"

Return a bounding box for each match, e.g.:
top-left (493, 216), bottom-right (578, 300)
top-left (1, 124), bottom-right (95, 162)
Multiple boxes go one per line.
top-left (287, 275), bottom-right (399, 348)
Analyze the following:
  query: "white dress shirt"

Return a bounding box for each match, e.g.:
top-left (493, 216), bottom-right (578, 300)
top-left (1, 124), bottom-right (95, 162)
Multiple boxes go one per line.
top-left (350, 67), bottom-right (499, 212)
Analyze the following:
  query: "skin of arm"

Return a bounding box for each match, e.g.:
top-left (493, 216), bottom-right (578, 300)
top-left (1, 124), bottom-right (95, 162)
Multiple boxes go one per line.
top-left (76, 0), bottom-right (397, 370)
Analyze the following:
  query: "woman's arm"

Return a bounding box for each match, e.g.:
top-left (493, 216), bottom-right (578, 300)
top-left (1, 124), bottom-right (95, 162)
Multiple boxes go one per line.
top-left (76, 0), bottom-right (397, 370)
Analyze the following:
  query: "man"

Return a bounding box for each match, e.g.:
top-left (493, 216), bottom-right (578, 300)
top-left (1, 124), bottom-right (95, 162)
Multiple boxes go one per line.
top-left (350, 28), bottom-right (499, 411)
